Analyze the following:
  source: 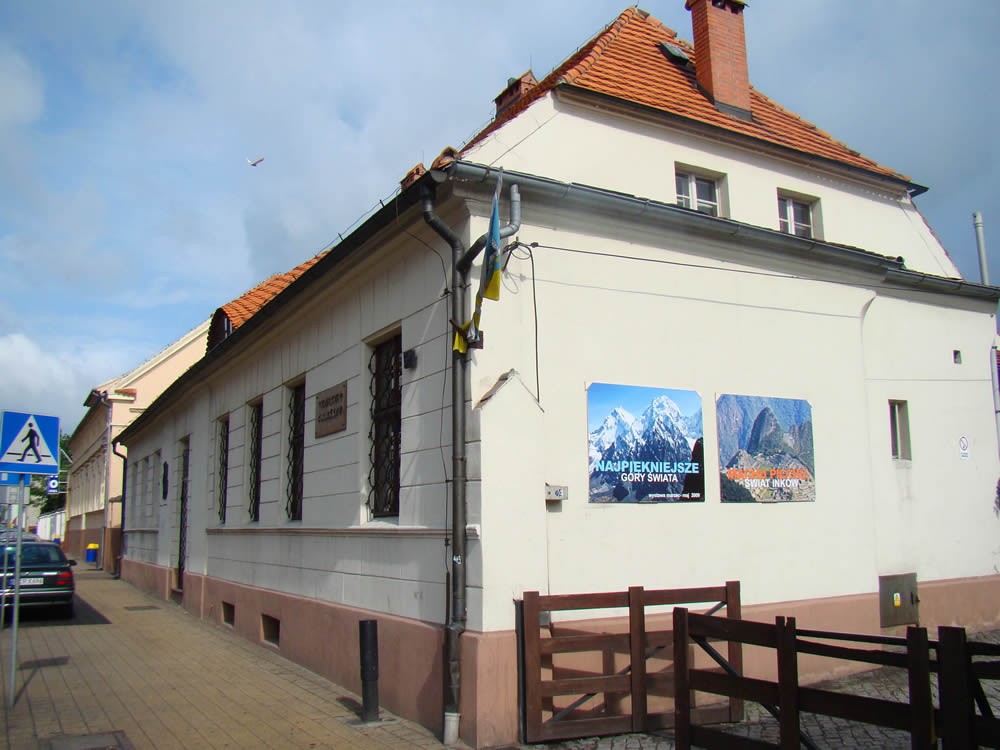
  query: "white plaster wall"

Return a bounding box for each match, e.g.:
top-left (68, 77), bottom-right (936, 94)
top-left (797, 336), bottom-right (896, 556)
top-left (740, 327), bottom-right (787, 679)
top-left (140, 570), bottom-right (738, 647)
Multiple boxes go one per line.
top-left (862, 296), bottom-right (1000, 579)
top-left (465, 212), bottom-right (999, 631)
top-left (122, 216), bottom-right (467, 625)
top-left (463, 94), bottom-right (960, 279)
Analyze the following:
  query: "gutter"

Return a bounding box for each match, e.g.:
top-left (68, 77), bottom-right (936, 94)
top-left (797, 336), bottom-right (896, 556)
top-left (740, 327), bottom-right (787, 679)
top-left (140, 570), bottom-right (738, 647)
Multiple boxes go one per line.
top-left (442, 160), bottom-right (1000, 303)
top-left (421, 180), bottom-right (520, 745)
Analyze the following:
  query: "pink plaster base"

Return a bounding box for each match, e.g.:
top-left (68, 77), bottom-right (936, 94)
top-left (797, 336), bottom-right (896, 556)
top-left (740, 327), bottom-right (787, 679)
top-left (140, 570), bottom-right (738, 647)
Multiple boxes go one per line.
top-left (114, 564), bottom-right (1000, 749)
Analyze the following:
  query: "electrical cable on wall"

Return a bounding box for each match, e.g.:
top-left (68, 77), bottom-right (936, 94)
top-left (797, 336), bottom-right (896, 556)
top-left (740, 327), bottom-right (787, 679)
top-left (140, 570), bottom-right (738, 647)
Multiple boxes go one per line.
top-left (504, 241), bottom-right (541, 403)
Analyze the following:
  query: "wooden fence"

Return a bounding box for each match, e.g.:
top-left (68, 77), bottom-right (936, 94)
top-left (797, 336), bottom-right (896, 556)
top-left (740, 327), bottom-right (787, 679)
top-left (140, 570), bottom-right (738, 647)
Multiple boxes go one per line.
top-left (672, 608), bottom-right (1000, 749)
top-left (518, 582), bottom-right (742, 743)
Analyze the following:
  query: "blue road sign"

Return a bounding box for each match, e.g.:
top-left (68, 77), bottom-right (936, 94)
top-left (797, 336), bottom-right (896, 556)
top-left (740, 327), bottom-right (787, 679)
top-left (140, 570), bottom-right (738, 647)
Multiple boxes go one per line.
top-left (0, 412), bottom-right (59, 475)
top-left (0, 472), bottom-right (27, 486)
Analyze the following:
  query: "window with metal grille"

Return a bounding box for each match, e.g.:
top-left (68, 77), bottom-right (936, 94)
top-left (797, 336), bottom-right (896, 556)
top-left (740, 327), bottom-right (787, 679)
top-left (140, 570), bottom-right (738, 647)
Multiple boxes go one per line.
top-left (368, 335), bottom-right (401, 517)
top-left (217, 415), bottom-right (230, 523)
top-left (248, 400), bottom-right (263, 522)
top-left (286, 382), bottom-right (305, 521)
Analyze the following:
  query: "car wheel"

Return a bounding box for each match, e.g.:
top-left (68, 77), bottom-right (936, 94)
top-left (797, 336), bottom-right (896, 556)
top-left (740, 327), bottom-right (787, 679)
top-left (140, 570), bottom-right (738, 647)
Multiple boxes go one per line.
top-left (60, 600), bottom-right (74, 620)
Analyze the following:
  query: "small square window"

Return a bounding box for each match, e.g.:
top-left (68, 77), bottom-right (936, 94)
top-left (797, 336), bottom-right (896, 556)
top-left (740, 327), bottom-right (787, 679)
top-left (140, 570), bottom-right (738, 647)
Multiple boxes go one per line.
top-left (889, 400), bottom-right (911, 460)
top-left (676, 172), bottom-right (720, 217)
top-left (778, 195), bottom-right (815, 238)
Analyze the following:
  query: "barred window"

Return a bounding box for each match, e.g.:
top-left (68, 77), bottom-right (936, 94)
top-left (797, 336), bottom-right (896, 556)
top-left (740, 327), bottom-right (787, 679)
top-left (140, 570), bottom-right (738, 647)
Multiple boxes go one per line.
top-left (286, 382), bottom-right (305, 521)
top-left (248, 400), bottom-right (263, 522)
top-left (218, 415), bottom-right (230, 523)
top-left (142, 457), bottom-right (152, 520)
top-left (368, 335), bottom-right (402, 517)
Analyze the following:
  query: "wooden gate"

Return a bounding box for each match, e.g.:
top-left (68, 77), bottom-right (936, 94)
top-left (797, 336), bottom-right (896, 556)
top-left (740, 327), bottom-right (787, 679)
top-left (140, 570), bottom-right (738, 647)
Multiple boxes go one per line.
top-left (517, 581), bottom-right (742, 743)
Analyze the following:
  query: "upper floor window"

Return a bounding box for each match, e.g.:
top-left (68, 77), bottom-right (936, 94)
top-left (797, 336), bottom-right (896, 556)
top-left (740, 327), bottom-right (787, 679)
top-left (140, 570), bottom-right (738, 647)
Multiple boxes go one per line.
top-left (778, 193), bottom-right (816, 238)
top-left (676, 171), bottom-right (720, 217)
top-left (369, 335), bottom-right (402, 518)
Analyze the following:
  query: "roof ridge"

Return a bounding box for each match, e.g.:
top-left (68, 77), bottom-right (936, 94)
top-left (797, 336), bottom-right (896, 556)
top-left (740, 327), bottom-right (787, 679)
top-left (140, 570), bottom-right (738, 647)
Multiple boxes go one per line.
top-left (561, 8), bottom-right (641, 85)
top-left (461, 8), bottom-right (643, 151)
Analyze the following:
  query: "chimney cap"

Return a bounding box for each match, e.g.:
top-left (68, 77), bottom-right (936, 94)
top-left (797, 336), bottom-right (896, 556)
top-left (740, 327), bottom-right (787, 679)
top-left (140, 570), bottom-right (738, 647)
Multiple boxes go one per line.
top-left (685, 0), bottom-right (747, 9)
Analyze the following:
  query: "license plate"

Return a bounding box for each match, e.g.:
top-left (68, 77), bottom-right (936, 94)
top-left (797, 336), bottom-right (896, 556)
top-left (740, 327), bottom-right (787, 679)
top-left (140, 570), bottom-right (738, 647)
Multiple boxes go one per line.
top-left (18, 578), bottom-right (43, 586)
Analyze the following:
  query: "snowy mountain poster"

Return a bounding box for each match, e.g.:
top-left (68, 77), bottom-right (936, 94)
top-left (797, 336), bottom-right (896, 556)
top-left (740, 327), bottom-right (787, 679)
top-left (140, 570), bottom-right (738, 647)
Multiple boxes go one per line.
top-left (588, 382), bottom-right (704, 503)
top-left (717, 394), bottom-right (815, 503)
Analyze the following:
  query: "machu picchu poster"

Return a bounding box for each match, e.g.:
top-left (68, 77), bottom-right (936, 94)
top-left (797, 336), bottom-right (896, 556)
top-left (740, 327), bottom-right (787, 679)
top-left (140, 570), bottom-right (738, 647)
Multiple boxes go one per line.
top-left (717, 393), bottom-right (815, 503)
top-left (588, 382), bottom-right (704, 503)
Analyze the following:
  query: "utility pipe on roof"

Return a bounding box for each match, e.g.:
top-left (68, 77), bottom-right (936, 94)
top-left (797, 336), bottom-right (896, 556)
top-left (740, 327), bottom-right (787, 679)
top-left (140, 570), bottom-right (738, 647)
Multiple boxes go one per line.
top-left (420, 180), bottom-right (520, 746)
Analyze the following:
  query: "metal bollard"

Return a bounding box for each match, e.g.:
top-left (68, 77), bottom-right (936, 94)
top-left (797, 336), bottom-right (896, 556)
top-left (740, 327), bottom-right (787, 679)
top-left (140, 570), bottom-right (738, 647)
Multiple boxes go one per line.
top-left (359, 619), bottom-right (379, 722)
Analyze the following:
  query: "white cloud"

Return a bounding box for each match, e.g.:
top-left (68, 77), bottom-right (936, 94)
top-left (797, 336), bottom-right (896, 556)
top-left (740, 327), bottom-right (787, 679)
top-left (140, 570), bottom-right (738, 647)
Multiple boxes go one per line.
top-left (0, 43), bottom-right (42, 127)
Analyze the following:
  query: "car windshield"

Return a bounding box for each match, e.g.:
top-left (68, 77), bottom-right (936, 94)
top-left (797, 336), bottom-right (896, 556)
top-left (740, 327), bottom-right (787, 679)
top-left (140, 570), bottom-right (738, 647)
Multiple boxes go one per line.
top-left (1, 545), bottom-right (66, 566)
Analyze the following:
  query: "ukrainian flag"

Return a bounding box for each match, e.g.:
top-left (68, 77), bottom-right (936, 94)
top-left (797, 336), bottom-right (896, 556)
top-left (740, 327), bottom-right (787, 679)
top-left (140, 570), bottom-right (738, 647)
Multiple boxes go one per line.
top-left (454, 170), bottom-right (503, 353)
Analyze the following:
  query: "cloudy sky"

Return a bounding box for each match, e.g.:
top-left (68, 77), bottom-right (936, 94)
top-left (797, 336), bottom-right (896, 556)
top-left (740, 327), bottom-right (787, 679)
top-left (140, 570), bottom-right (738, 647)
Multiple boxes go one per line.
top-left (0, 1), bottom-right (997, 434)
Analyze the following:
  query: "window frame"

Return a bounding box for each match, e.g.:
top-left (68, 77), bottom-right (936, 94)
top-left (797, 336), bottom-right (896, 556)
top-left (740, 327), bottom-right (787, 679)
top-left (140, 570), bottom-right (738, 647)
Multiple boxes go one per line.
top-left (285, 382), bottom-right (305, 522)
top-left (777, 191), bottom-right (820, 239)
top-left (247, 399), bottom-right (263, 522)
top-left (217, 415), bottom-right (230, 524)
top-left (889, 399), bottom-right (912, 460)
top-left (368, 334), bottom-right (402, 518)
top-left (675, 171), bottom-right (721, 217)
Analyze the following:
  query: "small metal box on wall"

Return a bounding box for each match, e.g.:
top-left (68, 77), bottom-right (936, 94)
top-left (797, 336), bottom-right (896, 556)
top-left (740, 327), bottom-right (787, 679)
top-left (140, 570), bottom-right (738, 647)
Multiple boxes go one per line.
top-left (878, 573), bottom-right (919, 627)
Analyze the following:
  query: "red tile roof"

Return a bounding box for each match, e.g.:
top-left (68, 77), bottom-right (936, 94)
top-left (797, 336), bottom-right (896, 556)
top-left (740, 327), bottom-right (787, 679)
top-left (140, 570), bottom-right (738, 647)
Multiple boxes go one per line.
top-left (207, 252), bottom-right (327, 351)
top-left (463, 7), bottom-right (904, 180)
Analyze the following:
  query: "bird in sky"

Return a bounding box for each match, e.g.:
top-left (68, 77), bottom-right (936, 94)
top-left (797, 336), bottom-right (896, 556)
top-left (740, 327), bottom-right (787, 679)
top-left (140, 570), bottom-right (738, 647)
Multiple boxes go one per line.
top-left (247, 157), bottom-right (264, 166)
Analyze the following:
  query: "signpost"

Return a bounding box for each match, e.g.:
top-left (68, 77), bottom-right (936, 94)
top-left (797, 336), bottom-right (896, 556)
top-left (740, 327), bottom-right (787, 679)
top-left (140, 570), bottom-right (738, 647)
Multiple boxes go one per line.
top-left (0, 411), bottom-right (59, 709)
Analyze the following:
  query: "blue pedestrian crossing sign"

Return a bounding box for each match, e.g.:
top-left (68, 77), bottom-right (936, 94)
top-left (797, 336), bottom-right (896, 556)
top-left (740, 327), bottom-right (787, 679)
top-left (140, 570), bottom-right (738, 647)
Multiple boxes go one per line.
top-left (0, 411), bottom-right (60, 475)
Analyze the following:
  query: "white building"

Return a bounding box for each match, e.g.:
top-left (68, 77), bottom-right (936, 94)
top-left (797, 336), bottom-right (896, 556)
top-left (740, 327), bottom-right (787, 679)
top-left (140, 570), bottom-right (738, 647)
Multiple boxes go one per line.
top-left (116, 3), bottom-right (1000, 746)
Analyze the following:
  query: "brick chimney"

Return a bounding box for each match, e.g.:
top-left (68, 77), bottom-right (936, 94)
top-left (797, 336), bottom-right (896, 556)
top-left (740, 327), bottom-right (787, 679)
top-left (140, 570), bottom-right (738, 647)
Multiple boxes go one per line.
top-left (494, 71), bottom-right (537, 117)
top-left (685, 0), bottom-right (752, 119)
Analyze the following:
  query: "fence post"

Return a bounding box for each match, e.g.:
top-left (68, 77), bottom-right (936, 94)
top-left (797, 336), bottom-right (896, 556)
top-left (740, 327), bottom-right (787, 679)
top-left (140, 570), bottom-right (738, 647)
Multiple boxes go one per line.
top-left (628, 586), bottom-right (648, 731)
top-left (725, 580), bottom-right (744, 722)
top-left (673, 607), bottom-right (690, 750)
top-left (938, 626), bottom-right (973, 750)
top-left (906, 626), bottom-right (933, 749)
top-left (522, 592), bottom-right (543, 742)
top-left (776, 616), bottom-right (800, 750)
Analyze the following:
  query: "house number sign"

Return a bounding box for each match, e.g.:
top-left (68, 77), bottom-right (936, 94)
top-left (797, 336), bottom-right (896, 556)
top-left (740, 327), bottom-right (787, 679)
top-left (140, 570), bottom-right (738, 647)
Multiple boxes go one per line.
top-left (315, 382), bottom-right (347, 438)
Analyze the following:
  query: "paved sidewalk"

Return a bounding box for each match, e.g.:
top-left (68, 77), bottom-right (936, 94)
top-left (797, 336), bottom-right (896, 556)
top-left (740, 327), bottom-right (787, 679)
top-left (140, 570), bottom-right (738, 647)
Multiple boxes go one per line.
top-left (0, 570), bottom-right (448, 750)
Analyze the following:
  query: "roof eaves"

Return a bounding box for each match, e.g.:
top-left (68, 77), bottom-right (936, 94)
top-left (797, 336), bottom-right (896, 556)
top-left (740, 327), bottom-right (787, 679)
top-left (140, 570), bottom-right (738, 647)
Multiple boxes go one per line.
top-left (444, 159), bottom-right (997, 301)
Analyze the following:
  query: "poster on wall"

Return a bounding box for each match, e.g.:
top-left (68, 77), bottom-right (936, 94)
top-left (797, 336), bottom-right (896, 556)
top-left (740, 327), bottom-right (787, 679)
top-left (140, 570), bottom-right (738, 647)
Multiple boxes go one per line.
top-left (588, 382), bottom-right (704, 503)
top-left (717, 394), bottom-right (815, 503)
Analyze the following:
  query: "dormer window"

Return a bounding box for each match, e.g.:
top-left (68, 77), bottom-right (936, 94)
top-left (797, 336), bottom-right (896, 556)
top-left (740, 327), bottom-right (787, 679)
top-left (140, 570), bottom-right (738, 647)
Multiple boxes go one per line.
top-left (675, 171), bottom-right (721, 217)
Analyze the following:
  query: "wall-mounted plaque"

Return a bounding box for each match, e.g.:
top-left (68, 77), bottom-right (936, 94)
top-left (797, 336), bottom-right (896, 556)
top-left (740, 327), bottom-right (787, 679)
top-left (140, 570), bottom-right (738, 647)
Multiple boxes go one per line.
top-left (315, 382), bottom-right (347, 438)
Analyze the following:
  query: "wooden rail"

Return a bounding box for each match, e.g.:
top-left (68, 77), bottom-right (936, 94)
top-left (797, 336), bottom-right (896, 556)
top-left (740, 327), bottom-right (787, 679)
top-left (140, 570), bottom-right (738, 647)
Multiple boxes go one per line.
top-left (518, 582), bottom-right (742, 743)
top-left (673, 609), bottom-right (1000, 749)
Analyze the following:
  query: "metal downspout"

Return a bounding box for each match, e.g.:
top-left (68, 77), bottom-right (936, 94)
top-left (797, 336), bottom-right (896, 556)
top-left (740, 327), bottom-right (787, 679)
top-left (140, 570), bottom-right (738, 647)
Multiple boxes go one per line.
top-left (112, 439), bottom-right (127, 579)
top-left (420, 181), bottom-right (520, 744)
top-left (421, 186), bottom-right (468, 743)
top-left (975, 212), bottom-right (1000, 455)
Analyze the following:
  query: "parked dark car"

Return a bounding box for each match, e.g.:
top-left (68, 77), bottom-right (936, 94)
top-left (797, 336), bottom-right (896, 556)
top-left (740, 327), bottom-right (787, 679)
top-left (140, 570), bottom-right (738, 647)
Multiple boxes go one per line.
top-left (1, 542), bottom-right (76, 618)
